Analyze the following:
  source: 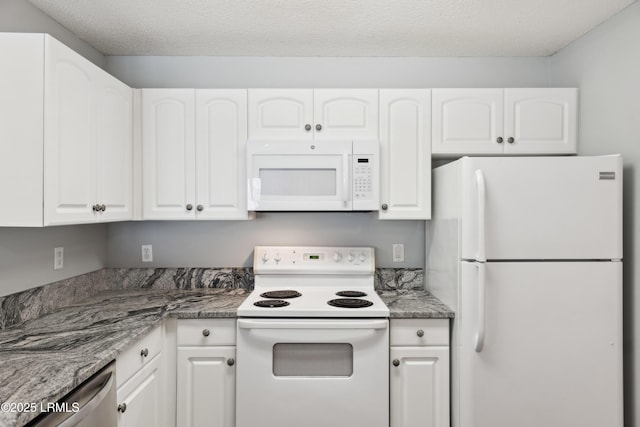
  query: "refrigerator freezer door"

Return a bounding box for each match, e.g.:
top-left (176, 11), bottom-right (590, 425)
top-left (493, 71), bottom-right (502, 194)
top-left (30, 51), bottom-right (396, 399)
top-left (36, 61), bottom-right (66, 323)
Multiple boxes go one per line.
top-left (457, 261), bottom-right (623, 427)
top-left (460, 156), bottom-right (622, 261)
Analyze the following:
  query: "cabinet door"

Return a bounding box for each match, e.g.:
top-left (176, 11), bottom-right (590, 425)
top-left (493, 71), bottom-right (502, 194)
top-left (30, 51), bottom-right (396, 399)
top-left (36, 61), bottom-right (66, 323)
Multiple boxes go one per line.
top-left (195, 90), bottom-right (249, 219)
top-left (142, 89), bottom-right (196, 219)
top-left (96, 72), bottom-right (133, 222)
top-left (379, 89), bottom-right (431, 219)
top-left (313, 89), bottom-right (379, 140)
top-left (248, 89), bottom-right (313, 140)
top-left (504, 88), bottom-right (577, 154)
top-left (44, 36), bottom-right (98, 225)
top-left (390, 346), bottom-right (450, 427)
top-left (176, 346), bottom-right (236, 427)
top-left (432, 89), bottom-right (504, 156)
top-left (0, 33), bottom-right (44, 227)
top-left (117, 354), bottom-right (164, 427)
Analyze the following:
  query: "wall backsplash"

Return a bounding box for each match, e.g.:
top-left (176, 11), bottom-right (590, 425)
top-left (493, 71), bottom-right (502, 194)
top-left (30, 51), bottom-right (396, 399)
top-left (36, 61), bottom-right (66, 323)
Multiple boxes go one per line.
top-left (0, 267), bottom-right (423, 330)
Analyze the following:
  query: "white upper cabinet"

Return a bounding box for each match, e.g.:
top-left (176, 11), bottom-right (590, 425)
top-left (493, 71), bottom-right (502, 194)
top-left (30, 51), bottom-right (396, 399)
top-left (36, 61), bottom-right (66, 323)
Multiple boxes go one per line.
top-left (248, 89), bottom-right (378, 140)
top-left (142, 89), bottom-right (250, 220)
top-left (432, 88), bottom-right (577, 156)
top-left (142, 89), bottom-right (196, 220)
top-left (195, 90), bottom-right (248, 219)
top-left (379, 89), bottom-right (431, 220)
top-left (504, 88), bottom-right (577, 154)
top-left (0, 33), bottom-right (133, 226)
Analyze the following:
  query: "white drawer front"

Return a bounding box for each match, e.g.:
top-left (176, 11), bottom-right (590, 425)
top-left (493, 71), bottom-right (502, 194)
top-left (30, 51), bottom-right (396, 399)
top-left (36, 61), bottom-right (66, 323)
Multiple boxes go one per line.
top-left (116, 324), bottom-right (163, 388)
top-left (177, 318), bottom-right (236, 346)
top-left (390, 319), bottom-right (449, 346)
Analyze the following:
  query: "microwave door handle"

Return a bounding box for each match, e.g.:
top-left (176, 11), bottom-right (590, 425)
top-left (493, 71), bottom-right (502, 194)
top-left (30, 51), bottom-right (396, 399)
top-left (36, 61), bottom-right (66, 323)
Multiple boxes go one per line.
top-left (343, 154), bottom-right (350, 206)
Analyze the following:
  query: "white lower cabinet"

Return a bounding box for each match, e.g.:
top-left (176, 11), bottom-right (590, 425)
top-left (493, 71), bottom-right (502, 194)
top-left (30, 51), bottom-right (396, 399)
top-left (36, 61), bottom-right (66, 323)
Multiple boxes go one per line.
top-left (116, 324), bottom-right (167, 427)
top-left (390, 319), bottom-right (450, 427)
top-left (176, 319), bottom-right (236, 427)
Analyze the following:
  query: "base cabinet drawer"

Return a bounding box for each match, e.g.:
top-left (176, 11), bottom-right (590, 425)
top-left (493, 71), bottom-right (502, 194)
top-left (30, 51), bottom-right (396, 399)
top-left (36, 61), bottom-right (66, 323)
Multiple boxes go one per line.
top-left (116, 324), bottom-right (163, 387)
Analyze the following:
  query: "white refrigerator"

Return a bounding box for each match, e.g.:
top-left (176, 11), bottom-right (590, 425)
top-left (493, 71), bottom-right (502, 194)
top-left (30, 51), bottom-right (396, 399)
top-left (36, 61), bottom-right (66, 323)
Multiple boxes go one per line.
top-left (428, 155), bottom-right (623, 427)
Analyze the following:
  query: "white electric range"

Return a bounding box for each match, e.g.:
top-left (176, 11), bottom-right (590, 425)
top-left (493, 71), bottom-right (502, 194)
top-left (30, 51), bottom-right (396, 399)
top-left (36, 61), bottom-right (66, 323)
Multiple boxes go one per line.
top-left (236, 246), bottom-right (390, 427)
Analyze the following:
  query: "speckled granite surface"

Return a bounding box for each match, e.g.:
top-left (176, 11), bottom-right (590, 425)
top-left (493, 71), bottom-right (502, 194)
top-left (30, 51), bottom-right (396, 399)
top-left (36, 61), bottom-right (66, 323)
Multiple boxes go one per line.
top-left (0, 269), bottom-right (451, 426)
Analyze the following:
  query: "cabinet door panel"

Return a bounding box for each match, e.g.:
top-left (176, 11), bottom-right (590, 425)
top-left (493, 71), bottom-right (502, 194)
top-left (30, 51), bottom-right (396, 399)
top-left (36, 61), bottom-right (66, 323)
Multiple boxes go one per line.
top-left (248, 89), bottom-right (313, 140)
top-left (314, 89), bottom-right (378, 140)
top-left (142, 89), bottom-right (195, 219)
top-left (177, 346), bottom-right (236, 427)
top-left (504, 88), bottom-right (577, 154)
top-left (196, 90), bottom-right (248, 219)
top-left (390, 346), bottom-right (449, 427)
top-left (379, 89), bottom-right (431, 219)
top-left (432, 89), bottom-right (504, 156)
top-left (44, 36), bottom-right (97, 225)
top-left (117, 354), bottom-right (163, 427)
top-left (97, 73), bottom-right (133, 222)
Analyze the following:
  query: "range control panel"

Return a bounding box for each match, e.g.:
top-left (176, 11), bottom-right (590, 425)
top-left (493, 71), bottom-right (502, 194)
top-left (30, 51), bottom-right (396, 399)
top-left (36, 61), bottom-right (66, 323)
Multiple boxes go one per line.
top-left (253, 246), bottom-right (375, 275)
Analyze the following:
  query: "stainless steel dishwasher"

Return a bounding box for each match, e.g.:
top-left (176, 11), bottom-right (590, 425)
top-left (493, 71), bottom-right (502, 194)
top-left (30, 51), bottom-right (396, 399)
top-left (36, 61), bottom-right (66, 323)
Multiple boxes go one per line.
top-left (27, 361), bottom-right (117, 427)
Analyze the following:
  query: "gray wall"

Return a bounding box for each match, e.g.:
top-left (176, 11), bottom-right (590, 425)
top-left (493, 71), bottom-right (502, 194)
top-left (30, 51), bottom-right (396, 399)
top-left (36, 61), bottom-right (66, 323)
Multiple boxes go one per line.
top-left (549, 3), bottom-right (640, 426)
top-left (0, 0), bottom-right (106, 68)
top-left (104, 54), bottom-right (551, 270)
top-left (0, 0), bottom-right (108, 297)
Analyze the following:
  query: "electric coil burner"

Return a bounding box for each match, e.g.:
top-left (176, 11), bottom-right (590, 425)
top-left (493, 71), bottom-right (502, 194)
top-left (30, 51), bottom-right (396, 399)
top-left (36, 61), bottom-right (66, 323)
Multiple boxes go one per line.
top-left (236, 246), bottom-right (390, 427)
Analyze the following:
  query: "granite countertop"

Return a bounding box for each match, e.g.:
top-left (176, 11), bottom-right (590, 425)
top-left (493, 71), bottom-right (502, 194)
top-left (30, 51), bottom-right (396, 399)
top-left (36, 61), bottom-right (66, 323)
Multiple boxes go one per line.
top-left (0, 288), bottom-right (452, 426)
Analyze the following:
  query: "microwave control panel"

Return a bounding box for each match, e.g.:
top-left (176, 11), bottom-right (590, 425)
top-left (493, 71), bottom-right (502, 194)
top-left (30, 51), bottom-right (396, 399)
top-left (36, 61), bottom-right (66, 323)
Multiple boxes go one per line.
top-left (353, 155), bottom-right (375, 203)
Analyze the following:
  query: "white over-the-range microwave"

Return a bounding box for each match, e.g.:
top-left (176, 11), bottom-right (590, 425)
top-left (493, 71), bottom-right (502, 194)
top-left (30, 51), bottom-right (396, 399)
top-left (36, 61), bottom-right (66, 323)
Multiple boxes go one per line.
top-left (247, 140), bottom-right (379, 211)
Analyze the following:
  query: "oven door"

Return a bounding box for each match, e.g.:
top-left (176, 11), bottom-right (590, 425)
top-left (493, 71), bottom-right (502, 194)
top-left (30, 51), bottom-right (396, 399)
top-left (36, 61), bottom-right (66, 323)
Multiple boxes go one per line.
top-left (247, 140), bottom-right (352, 211)
top-left (236, 318), bottom-right (389, 427)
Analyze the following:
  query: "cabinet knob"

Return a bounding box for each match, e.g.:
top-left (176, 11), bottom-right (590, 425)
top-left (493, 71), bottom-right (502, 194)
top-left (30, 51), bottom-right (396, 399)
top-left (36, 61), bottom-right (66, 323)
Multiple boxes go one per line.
top-left (315, 124), bottom-right (322, 131)
top-left (140, 348), bottom-right (149, 357)
top-left (507, 137), bottom-right (515, 144)
top-left (496, 137), bottom-right (504, 144)
top-left (117, 403), bottom-right (127, 413)
top-left (202, 329), bottom-right (210, 337)
top-left (227, 358), bottom-right (235, 366)
top-left (305, 124), bottom-right (312, 131)
top-left (416, 329), bottom-right (425, 337)
top-left (197, 205), bottom-right (204, 212)
top-left (186, 204), bottom-right (193, 211)
top-left (92, 204), bottom-right (100, 212)
top-left (100, 204), bottom-right (106, 212)
top-left (392, 359), bottom-right (400, 367)
top-left (381, 203), bottom-right (388, 211)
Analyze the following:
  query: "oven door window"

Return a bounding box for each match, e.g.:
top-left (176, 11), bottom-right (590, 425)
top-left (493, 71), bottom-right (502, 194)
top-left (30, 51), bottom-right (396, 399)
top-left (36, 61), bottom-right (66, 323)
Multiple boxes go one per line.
top-left (272, 343), bottom-right (353, 377)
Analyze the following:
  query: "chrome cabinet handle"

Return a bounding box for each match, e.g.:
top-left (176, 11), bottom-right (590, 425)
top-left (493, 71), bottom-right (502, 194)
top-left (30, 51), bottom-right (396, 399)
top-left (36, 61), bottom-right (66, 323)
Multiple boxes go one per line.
top-left (381, 203), bottom-right (388, 211)
top-left (416, 329), bottom-right (424, 337)
top-left (196, 205), bottom-right (204, 212)
top-left (315, 124), bottom-right (322, 131)
top-left (507, 137), bottom-right (515, 144)
top-left (305, 124), bottom-right (312, 131)
top-left (186, 204), bottom-right (193, 211)
top-left (117, 403), bottom-right (127, 413)
top-left (227, 358), bottom-right (235, 366)
top-left (202, 329), bottom-right (210, 337)
top-left (392, 359), bottom-right (400, 367)
top-left (140, 348), bottom-right (149, 357)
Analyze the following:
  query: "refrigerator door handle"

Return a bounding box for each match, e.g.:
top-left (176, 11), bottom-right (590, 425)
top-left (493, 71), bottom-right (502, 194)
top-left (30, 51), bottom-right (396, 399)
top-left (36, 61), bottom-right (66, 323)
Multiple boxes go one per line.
top-left (475, 262), bottom-right (486, 352)
top-left (475, 169), bottom-right (487, 262)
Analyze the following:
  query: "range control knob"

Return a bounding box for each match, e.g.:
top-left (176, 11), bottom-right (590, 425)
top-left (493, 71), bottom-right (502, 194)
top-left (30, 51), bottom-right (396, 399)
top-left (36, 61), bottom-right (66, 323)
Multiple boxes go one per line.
top-left (359, 252), bottom-right (367, 262)
top-left (347, 252), bottom-right (355, 262)
top-left (274, 252), bottom-right (282, 263)
top-left (333, 252), bottom-right (343, 262)
top-left (261, 252), bottom-right (269, 263)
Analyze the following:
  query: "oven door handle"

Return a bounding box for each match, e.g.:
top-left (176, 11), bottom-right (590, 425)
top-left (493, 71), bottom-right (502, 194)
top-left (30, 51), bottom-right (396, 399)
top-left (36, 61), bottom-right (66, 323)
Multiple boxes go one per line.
top-left (237, 319), bottom-right (388, 330)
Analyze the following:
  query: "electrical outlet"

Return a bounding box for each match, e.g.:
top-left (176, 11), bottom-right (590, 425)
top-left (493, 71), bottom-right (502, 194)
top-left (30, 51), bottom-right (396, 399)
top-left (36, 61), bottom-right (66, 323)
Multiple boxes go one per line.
top-left (392, 243), bottom-right (404, 263)
top-left (141, 245), bottom-right (153, 263)
top-left (54, 247), bottom-right (64, 270)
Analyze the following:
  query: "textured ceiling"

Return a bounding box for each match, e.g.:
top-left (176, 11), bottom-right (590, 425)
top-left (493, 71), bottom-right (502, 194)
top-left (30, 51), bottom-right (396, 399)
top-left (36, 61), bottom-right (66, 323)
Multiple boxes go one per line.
top-left (28, 0), bottom-right (637, 57)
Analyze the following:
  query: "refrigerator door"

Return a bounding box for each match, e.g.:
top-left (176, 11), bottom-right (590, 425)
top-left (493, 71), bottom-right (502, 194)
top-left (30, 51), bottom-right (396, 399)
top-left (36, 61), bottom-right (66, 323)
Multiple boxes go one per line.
top-left (457, 261), bottom-right (623, 427)
top-left (459, 156), bottom-right (622, 261)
